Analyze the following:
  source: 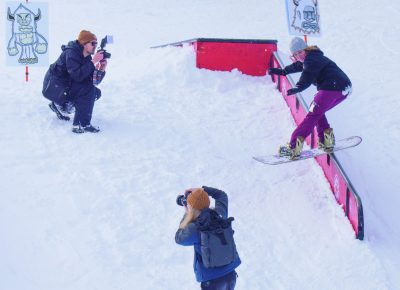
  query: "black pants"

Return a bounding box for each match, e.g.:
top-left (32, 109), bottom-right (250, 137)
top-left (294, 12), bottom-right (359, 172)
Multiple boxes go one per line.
top-left (73, 87), bottom-right (96, 127)
top-left (201, 271), bottom-right (237, 290)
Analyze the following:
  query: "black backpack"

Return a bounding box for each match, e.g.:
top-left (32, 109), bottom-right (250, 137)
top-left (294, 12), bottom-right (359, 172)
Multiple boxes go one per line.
top-left (42, 45), bottom-right (71, 105)
top-left (42, 63), bottom-right (70, 105)
top-left (196, 209), bottom-right (239, 268)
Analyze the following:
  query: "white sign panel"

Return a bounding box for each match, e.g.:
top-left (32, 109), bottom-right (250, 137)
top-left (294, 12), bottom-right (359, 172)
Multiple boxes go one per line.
top-left (6, 2), bottom-right (49, 66)
top-left (285, 0), bottom-right (321, 37)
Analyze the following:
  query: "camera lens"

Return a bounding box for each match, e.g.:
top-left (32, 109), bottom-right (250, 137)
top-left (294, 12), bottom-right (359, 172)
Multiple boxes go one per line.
top-left (176, 195), bottom-right (186, 206)
top-left (176, 190), bottom-right (192, 207)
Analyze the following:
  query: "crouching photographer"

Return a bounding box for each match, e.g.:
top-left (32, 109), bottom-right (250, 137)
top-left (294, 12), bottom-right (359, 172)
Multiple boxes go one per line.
top-left (42, 30), bottom-right (111, 133)
top-left (175, 186), bottom-right (241, 290)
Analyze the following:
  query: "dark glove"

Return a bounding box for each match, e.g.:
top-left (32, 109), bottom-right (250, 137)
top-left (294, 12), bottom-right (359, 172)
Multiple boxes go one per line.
top-left (287, 87), bottom-right (300, 96)
top-left (268, 67), bottom-right (286, 76)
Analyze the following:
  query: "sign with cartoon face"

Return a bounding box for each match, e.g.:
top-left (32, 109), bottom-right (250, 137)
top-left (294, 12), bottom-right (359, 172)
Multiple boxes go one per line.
top-left (285, 0), bottom-right (321, 36)
top-left (6, 2), bottom-right (49, 66)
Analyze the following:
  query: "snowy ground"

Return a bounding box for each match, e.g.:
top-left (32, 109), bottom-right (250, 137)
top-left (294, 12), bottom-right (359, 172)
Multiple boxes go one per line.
top-left (1, 0), bottom-right (399, 289)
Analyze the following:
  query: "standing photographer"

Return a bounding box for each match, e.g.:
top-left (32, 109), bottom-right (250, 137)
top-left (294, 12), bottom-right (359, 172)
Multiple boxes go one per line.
top-left (175, 186), bottom-right (241, 290)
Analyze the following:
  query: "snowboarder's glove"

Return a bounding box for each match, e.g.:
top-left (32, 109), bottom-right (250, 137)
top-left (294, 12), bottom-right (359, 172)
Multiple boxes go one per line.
top-left (287, 87), bottom-right (300, 96)
top-left (268, 67), bottom-right (286, 76)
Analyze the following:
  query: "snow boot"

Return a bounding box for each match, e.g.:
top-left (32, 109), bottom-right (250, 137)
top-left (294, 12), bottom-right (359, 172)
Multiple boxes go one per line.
top-left (72, 124), bottom-right (100, 134)
top-left (49, 102), bottom-right (70, 121)
top-left (279, 136), bottom-right (304, 159)
top-left (318, 128), bottom-right (335, 151)
top-left (83, 125), bottom-right (100, 133)
top-left (72, 125), bottom-right (85, 134)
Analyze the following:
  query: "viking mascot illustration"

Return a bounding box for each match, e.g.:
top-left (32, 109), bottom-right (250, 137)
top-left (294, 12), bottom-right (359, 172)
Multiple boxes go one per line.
top-left (7, 4), bottom-right (48, 64)
top-left (291, 0), bottom-right (320, 35)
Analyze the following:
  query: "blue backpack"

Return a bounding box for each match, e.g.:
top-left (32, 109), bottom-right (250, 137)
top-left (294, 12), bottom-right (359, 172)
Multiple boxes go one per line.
top-left (196, 209), bottom-right (239, 268)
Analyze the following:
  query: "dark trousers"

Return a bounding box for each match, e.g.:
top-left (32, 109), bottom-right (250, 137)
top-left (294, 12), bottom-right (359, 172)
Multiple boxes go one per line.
top-left (73, 87), bottom-right (96, 127)
top-left (289, 90), bottom-right (347, 148)
top-left (201, 271), bottom-right (237, 290)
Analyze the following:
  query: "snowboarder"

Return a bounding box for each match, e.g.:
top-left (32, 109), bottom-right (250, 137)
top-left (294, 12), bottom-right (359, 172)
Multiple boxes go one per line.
top-left (268, 37), bottom-right (352, 159)
top-left (175, 186), bottom-right (241, 290)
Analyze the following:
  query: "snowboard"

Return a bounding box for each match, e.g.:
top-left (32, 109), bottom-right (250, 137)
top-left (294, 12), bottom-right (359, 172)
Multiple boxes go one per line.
top-left (49, 102), bottom-right (70, 121)
top-left (253, 136), bottom-right (362, 165)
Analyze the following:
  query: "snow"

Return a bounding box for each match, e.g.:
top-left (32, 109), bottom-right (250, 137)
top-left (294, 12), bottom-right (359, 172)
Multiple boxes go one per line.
top-left (0, 0), bottom-right (399, 289)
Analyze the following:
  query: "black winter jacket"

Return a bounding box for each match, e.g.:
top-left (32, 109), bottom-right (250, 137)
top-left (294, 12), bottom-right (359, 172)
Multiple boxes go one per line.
top-left (284, 48), bottom-right (351, 92)
top-left (51, 40), bottom-right (95, 97)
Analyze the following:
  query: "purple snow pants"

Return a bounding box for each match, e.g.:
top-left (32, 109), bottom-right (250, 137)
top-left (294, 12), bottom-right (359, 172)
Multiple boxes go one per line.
top-left (289, 90), bottom-right (347, 148)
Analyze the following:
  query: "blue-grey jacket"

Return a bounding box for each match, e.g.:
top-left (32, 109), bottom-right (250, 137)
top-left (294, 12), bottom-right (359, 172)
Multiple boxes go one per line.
top-left (284, 47), bottom-right (351, 92)
top-left (175, 186), bottom-right (241, 282)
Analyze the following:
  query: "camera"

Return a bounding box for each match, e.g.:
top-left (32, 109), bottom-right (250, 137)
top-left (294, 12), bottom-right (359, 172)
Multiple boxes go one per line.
top-left (176, 191), bottom-right (192, 207)
top-left (98, 35), bottom-right (113, 59)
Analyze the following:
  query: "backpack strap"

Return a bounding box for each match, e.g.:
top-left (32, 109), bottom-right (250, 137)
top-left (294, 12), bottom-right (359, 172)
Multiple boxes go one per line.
top-left (214, 229), bottom-right (228, 245)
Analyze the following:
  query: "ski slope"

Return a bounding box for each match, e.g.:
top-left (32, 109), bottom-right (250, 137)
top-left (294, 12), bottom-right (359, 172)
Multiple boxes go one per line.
top-left (1, 0), bottom-right (399, 289)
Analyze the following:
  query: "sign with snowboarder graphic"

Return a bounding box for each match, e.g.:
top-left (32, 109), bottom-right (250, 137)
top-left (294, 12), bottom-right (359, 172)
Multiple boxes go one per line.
top-left (253, 136), bottom-right (362, 165)
top-left (285, 0), bottom-right (321, 36)
top-left (5, 1), bottom-right (49, 66)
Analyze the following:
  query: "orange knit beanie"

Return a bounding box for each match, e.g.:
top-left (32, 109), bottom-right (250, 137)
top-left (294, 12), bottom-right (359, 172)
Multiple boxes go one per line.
top-left (77, 30), bottom-right (97, 45)
top-left (187, 188), bottom-right (210, 210)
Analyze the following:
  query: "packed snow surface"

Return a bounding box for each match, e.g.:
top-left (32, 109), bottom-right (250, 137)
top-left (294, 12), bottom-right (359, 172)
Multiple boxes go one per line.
top-left (1, 0), bottom-right (399, 289)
